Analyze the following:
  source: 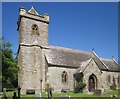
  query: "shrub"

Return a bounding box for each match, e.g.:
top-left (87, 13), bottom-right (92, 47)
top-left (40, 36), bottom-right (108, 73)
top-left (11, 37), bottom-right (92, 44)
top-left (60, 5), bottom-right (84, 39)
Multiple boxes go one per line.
top-left (74, 81), bottom-right (86, 93)
top-left (110, 83), bottom-right (116, 90)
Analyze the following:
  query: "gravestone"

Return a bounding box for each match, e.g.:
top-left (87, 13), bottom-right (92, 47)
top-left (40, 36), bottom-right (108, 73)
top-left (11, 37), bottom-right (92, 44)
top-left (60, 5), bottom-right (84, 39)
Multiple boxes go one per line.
top-left (47, 88), bottom-right (53, 99)
top-left (3, 88), bottom-right (7, 99)
top-left (35, 92), bottom-right (41, 99)
top-left (49, 88), bottom-right (53, 98)
top-left (45, 84), bottom-right (53, 99)
top-left (94, 89), bottom-right (101, 95)
top-left (26, 89), bottom-right (35, 94)
top-left (12, 92), bottom-right (18, 99)
top-left (17, 85), bottom-right (21, 99)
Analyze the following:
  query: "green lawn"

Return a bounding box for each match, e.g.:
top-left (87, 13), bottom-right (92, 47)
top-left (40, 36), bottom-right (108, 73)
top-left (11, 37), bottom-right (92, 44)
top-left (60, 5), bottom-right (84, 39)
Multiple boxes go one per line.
top-left (0, 89), bottom-right (119, 99)
top-left (105, 89), bottom-right (119, 95)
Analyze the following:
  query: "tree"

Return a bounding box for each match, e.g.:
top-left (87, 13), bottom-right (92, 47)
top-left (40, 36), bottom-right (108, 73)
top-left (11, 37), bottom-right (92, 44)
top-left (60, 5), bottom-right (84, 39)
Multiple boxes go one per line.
top-left (74, 72), bottom-right (86, 93)
top-left (1, 38), bottom-right (18, 88)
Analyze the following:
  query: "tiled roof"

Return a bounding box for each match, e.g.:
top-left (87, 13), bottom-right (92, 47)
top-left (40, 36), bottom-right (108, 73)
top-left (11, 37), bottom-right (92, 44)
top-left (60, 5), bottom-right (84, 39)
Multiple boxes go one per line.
top-left (43, 46), bottom-right (92, 68)
top-left (43, 45), bottom-right (120, 72)
top-left (93, 52), bottom-right (108, 71)
top-left (100, 58), bottom-right (120, 72)
top-left (93, 52), bottom-right (120, 72)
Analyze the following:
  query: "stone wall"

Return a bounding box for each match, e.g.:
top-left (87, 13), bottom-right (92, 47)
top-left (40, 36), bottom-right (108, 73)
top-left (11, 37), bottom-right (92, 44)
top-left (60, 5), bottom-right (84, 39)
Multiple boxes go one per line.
top-left (41, 49), bottom-right (49, 92)
top-left (102, 71), bottom-right (119, 90)
top-left (83, 59), bottom-right (119, 93)
top-left (18, 46), bottom-right (42, 94)
top-left (83, 59), bottom-right (102, 92)
top-left (18, 17), bottom-right (48, 47)
top-left (47, 67), bottom-right (76, 92)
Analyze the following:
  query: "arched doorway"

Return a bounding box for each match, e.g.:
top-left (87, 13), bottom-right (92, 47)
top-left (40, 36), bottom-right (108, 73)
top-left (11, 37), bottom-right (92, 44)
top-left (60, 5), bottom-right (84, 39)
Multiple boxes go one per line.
top-left (88, 74), bottom-right (97, 92)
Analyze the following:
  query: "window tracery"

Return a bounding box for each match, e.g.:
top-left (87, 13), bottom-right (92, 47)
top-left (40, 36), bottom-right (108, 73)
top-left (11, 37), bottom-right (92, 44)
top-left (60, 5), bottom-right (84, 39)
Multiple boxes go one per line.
top-left (32, 24), bottom-right (39, 36)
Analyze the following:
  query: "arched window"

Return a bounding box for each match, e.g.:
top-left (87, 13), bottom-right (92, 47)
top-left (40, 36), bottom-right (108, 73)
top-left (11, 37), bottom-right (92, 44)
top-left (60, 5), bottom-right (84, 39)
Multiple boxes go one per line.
top-left (108, 75), bottom-right (111, 83)
top-left (31, 24), bottom-right (39, 35)
top-left (117, 76), bottom-right (120, 83)
top-left (113, 76), bottom-right (115, 83)
top-left (62, 71), bottom-right (67, 83)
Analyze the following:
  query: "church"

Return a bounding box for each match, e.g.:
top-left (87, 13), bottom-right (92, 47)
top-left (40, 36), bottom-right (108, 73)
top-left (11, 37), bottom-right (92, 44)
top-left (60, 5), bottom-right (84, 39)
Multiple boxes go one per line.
top-left (17, 6), bottom-right (120, 94)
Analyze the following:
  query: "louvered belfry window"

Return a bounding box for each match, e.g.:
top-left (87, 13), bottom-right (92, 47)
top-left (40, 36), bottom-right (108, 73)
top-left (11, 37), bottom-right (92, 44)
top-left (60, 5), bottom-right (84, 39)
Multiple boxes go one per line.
top-left (32, 24), bottom-right (39, 36)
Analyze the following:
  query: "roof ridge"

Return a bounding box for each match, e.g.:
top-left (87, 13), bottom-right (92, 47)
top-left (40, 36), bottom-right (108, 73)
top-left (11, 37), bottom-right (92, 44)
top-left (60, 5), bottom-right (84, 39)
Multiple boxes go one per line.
top-left (100, 58), bottom-right (112, 61)
top-left (49, 45), bottom-right (91, 55)
top-left (112, 58), bottom-right (119, 66)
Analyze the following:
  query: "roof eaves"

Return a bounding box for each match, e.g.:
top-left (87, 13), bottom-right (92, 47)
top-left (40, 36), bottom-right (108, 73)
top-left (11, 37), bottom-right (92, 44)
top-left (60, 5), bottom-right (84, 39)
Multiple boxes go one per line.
top-left (48, 63), bottom-right (78, 69)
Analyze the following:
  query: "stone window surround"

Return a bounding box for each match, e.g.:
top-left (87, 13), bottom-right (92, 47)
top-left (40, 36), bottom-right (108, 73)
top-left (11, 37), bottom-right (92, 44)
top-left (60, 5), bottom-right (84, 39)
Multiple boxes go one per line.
top-left (31, 24), bottom-right (39, 36)
top-left (62, 71), bottom-right (68, 83)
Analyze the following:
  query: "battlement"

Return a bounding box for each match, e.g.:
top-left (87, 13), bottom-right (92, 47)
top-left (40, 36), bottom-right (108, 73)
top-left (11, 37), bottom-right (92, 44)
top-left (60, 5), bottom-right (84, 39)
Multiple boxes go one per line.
top-left (17, 6), bottom-right (49, 31)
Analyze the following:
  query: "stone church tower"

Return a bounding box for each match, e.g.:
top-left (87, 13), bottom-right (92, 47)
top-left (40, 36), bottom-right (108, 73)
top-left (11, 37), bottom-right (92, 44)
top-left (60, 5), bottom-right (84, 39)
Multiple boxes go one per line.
top-left (17, 7), bottom-right (49, 94)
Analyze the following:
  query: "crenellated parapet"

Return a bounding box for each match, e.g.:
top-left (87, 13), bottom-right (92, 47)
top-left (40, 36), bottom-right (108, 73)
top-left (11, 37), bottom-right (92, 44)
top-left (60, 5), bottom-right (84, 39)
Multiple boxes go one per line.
top-left (17, 6), bottom-right (49, 31)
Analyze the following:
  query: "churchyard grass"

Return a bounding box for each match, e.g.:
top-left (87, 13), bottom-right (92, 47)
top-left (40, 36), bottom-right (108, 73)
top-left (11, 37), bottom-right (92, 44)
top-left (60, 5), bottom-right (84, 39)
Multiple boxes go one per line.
top-left (2, 89), bottom-right (119, 98)
top-left (105, 89), bottom-right (120, 95)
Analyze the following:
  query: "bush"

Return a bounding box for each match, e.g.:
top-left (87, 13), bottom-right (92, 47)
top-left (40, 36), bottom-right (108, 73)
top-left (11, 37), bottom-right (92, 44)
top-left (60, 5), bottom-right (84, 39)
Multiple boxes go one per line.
top-left (74, 82), bottom-right (86, 93)
top-left (110, 83), bottom-right (116, 90)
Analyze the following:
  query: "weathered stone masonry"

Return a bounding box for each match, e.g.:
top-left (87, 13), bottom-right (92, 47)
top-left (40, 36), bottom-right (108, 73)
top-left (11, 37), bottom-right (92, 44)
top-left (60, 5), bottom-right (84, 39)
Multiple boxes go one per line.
top-left (17, 7), bottom-right (120, 94)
